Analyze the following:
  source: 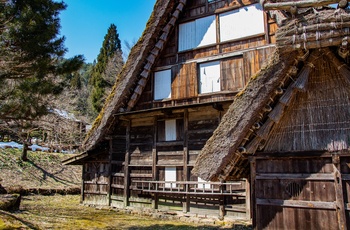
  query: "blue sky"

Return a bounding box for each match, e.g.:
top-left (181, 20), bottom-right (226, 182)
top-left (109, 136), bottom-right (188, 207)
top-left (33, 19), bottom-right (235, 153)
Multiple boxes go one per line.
top-left (59, 0), bottom-right (156, 63)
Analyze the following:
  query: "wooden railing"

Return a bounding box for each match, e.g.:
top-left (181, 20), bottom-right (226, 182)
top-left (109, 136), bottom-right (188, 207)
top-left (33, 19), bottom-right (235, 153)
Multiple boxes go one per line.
top-left (131, 180), bottom-right (246, 196)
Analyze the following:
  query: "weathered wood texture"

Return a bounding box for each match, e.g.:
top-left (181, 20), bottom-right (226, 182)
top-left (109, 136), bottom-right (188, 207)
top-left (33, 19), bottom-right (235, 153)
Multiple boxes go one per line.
top-left (172, 63), bottom-right (198, 100)
top-left (252, 154), bottom-right (350, 229)
top-left (132, 0), bottom-right (276, 111)
top-left (263, 0), bottom-right (348, 11)
top-left (135, 44), bottom-right (275, 111)
top-left (82, 102), bottom-right (247, 217)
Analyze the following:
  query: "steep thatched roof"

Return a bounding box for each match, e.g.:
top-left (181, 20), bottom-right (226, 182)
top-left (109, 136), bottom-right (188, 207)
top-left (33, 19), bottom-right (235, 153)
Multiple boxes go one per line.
top-left (193, 5), bottom-right (350, 181)
top-left (82, 0), bottom-right (185, 152)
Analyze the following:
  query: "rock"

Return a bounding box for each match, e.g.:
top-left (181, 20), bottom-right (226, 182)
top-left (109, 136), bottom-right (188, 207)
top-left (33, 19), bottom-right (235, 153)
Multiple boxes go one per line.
top-left (0, 194), bottom-right (21, 211)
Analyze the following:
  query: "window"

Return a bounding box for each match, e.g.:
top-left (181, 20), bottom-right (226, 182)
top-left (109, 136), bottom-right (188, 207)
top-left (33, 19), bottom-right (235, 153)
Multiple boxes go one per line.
top-left (157, 118), bottom-right (184, 142)
top-left (165, 167), bottom-right (177, 188)
top-left (154, 69), bottom-right (171, 100)
top-left (219, 4), bottom-right (264, 42)
top-left (165, 119), bottom-right (176, 141)
top-left (199, 61), bottom-right (221, 94)
top-left (178, 15), bottom-right (216, 51)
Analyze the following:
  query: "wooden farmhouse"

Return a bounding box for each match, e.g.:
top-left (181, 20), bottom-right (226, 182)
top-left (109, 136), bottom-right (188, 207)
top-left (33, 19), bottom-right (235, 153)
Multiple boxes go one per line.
top-left (193, 0), bottom-right (350, 229)
top-left (64, 0), bottom-right (276, 220)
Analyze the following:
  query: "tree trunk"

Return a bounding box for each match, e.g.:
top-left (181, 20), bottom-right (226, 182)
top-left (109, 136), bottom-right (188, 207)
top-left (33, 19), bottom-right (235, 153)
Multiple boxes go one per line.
top-left (21, 142), bottom-right (28, 161)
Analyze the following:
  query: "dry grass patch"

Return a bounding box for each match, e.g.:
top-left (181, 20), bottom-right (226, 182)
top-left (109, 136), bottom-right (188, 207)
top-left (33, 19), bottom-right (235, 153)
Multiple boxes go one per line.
top-left (0, 195), bottom-right (251, 229)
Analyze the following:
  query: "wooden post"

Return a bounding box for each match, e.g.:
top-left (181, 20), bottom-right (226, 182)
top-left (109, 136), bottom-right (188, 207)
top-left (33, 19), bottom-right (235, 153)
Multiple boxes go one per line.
top-left (107, 139), bottom-right (113, 206)
top-left (219, 179), bottom-right (225, 220)
top-left (245, 178), bottom-right (251, 220)
top-left (81, 163), bottom-right (85, 203)
top-left (263, 11), bottom-right (270, 44)
top-left (216, 14), bottom-right (220, 53)
top-left (250, 157), bottom-right (257, 228)
top-left (183, 109), bottom-right (190, 213)
top-left (124, 120), bottom-right (131, 207)
top-left (152, 116), bottom-right (158, 209)
top-left (332, 154), bottom-right (346, 230)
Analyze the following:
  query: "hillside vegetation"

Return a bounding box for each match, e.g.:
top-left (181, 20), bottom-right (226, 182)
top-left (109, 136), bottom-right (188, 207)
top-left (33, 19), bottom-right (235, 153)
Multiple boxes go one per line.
top-left (0, 149), bottom-right (81, 193)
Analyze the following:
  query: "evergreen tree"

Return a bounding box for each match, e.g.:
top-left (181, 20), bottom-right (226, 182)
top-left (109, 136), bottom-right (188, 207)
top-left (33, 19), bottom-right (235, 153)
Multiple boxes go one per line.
top-left (89, 24), bottom-right (123, 114)
top-left (0, 0), bottom-right (84, 160)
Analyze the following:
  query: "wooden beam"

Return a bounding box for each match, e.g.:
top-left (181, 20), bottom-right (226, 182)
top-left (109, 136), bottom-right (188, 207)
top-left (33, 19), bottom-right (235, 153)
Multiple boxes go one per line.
top-left (107, 139), bottom-right (113, 206)
top-left (183, 109), bottom-right (189, 213)
top-left (249, 157), bottom-right (257, 228)
top-left (219, 181), bottom-right (225, 220)
top-left (152, 116), bottom-right (158, 210)
top-left (81, 164), bottom-right (85, 203)
top-left (263, 0), bottom-right (346, 11)
top-left (256, 198), bottom-right (336, 209)
top-left (245, 178), bottom-right (251, 220)
top-left (256, 173), bottom-right (334, 180)
top-left (332, 155), bottom-right (347, 230)
top-left (123, 120), bottom-right (131, 207)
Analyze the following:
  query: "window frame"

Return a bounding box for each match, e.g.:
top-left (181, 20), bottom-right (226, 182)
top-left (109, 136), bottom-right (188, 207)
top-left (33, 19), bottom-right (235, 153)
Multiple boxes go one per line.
top-left (198, 60), bottom-right (221, 94)
top-left (178, 3), bottom-right (265, 52)
top-left (178, 15), bottom-right (217, 52)
top-left (219, 3), bottom-right (265, 42)
top-left (157, 118), bottom-right (184, 142)
top-left (153, 69), bottom-right (172, 101)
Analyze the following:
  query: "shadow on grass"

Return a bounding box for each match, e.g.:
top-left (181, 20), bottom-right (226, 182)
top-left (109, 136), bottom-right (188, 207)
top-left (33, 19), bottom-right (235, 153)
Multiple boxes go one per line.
top-left (0, 210), bottom-right (39, 230)
top-left (27, 159), bottom-right (73, 186)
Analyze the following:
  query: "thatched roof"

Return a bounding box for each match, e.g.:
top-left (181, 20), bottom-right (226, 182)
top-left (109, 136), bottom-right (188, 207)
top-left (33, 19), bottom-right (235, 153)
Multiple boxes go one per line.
top-left (82, 0), bottom-right (186, 152)
top-left (193, 4), bottom-right (350, 181)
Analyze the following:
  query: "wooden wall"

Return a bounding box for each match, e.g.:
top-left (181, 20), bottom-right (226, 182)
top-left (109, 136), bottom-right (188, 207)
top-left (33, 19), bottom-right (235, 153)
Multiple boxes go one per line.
top-left (82, 103), bottom-right (250, 217)
top-left (251, 153), bottom-right (350, 229)
top-left (133, 0), bottom-right (276, 111)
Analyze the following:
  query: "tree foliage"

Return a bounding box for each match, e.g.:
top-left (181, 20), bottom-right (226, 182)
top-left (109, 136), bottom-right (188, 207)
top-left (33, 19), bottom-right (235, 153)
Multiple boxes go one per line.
top-left (0, 0), bottom-right (84, 160)
top-left (89, 24), bottom-right (123, 114)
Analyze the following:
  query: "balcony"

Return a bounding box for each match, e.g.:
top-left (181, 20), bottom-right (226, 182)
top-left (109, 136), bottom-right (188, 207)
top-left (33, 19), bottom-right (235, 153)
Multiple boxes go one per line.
top-left (132, 180), bottom-right (246, 196)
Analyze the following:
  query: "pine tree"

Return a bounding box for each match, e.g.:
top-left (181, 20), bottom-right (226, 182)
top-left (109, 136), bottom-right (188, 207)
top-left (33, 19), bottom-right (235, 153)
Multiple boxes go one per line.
top-left (89, 24), bottom-right (123, 114)
top-left (0, 0), bottom-right (84, 160)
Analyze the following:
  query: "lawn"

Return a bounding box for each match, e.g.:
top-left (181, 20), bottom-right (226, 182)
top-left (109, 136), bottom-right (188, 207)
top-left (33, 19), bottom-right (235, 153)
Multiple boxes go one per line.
top-left (0, 195), bottom-right (251, 229)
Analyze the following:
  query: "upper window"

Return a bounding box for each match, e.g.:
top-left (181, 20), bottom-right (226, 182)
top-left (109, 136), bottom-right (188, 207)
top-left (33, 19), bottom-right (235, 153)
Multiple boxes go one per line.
top-left (154, 69), bottom-right (171, 100)
top-left (178, 15), bottom-right (216, 51)
top-left (165, 119), bottom-right (177, 141)
top-left (199, 61), bottom-right (221, 94)
top-left (178, 4), bottom-right (264, 52)
top-left (157, 118), bottom-right (184, 142)
top-left (219, 4), bottom-right (264, 42)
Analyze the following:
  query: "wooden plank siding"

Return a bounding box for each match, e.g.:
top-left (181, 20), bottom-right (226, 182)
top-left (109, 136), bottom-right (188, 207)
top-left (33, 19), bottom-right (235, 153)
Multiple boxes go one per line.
top-left (243, 46), bottom-right (276, 82)
top-left (251, 154), bottom-right (350, 229)
top-left (132, 0), bottom-right (276, 111)
top-left (172, 63), bottom-right (198, 100)
top-left (78, 103), bottom-right (246, 217)
top-left (221, 56), bottom-right (244, 91)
